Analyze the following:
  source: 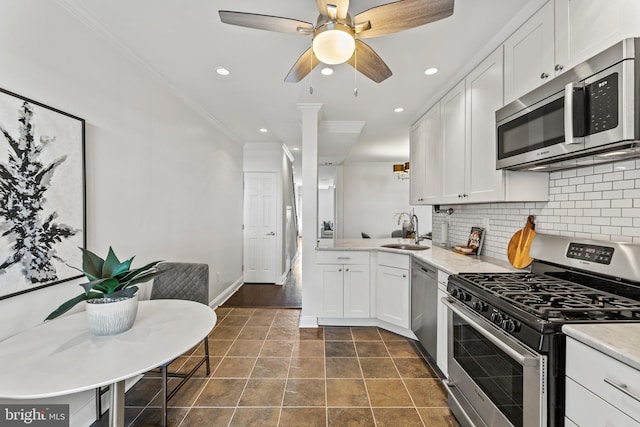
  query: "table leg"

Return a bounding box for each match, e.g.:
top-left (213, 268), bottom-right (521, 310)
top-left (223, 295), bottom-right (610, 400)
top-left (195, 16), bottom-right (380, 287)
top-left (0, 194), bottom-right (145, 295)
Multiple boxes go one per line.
top-left (109, 380), bottom-right (125, 427)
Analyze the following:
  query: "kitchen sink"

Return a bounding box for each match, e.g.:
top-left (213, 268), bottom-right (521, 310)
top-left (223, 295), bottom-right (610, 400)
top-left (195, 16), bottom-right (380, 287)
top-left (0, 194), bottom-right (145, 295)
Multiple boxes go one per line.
top-left (380, 243), bottom-right (430, 251)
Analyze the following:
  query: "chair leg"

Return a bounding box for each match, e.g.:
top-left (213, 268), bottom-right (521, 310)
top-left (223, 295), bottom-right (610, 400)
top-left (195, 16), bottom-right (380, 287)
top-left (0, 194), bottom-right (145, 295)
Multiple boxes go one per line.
top-left (162, 365), bottom-right (168, 427)
top-left (204, 338), bottom-right (210, 376)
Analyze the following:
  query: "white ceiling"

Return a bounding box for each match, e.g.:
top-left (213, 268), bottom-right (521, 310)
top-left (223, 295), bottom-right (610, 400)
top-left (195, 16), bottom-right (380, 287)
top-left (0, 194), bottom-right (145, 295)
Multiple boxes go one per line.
top-left (63, 0), bottom-right (538, 182)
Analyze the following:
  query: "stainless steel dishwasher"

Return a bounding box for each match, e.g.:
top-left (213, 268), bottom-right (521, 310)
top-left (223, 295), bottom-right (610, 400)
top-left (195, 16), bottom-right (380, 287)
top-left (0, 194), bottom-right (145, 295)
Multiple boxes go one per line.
top-left (411, 259), bottom-right (438, 360)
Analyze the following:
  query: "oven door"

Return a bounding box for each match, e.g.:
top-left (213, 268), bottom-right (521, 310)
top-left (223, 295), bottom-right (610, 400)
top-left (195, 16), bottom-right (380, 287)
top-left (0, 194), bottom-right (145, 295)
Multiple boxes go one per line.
top-left (443, 298), bottom-right (546, 427)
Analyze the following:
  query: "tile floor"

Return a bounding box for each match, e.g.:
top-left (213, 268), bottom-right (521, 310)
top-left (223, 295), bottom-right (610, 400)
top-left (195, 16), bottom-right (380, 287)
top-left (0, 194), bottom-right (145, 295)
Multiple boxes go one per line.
top-left (94, 307), bottom-right (458, 426)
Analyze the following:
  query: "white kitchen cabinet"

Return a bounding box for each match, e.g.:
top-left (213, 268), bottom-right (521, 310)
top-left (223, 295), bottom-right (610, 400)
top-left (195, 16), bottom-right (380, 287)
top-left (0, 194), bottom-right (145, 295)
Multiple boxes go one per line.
top-left (440, 81), bottom-right (467, 203)
top-left (410, 103), bottom-right (441, 204)
top-left (436, 270), bottom-right (449, 377)
top-left (317, 251), bottom-right (370, 318)
top-left (565, 337), bottom-right (640, 426)
top-left (376, 253), bottom-right (410, 329)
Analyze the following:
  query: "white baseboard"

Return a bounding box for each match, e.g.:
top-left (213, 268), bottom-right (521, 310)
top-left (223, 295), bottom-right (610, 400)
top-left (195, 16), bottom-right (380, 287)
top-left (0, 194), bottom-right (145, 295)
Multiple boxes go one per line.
top-left (298, 315), bottom-right (318, 328)
top-left (209, 276), bottom-right (243, 309)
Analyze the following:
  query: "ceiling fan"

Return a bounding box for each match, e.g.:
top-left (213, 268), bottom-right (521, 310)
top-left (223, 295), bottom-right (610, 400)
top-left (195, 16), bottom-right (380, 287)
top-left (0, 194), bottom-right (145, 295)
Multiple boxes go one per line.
top-left (219, 0), bottom-right (454, 84)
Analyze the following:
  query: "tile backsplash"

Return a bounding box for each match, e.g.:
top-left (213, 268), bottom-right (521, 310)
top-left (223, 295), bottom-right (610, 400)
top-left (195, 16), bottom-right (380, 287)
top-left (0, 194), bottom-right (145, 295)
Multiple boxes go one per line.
top-left (431, 159), bottom-right (640, 261)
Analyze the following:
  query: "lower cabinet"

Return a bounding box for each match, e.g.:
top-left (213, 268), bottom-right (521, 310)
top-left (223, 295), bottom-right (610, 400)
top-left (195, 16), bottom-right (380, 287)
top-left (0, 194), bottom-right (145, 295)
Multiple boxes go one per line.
top-left (317, 251), bottom-right (370, 318)
top-left (436, 271), bottom-right (450, 377)
top-left (376, 253), bottom-right (410, 329)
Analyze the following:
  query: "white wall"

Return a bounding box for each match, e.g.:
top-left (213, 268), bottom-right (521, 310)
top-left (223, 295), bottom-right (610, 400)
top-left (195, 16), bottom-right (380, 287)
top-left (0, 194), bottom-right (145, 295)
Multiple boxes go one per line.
top-left (340, 162), bottom-right (432, 239)
top-left (0, 1), bottom-right (243, 424)
top-left (432, 160), bottom-right (640, 260)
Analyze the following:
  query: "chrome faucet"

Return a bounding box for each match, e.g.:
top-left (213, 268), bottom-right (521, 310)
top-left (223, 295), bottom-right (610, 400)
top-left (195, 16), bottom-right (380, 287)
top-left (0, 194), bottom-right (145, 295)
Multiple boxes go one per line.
top-left (411, 214), bottom-right (419, 245)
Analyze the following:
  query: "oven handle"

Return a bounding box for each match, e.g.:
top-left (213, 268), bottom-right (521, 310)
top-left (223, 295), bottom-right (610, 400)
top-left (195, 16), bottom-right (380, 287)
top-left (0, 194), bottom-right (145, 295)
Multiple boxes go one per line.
top-left (443, 298), bottom-right (539, 367)
top-left (564, 81), bottom-right (585, 145)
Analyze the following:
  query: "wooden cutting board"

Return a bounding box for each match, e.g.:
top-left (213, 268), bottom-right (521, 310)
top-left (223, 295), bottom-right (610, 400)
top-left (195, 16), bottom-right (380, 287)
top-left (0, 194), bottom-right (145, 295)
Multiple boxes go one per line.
top-left (507, 215), bottom-right (536, 268)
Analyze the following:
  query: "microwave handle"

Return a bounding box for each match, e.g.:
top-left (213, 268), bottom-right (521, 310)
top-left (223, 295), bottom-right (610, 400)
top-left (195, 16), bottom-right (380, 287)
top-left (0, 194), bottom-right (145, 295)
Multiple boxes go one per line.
top-left (564, 82), bottom-right (586, 144)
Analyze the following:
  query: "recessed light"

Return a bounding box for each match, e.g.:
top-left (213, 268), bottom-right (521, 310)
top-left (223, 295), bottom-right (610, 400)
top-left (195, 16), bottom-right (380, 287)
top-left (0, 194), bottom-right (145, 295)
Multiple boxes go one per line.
top-left (394, 107), bottom-right (404, 113)
top-left (292, 147), bottom-right (300, 151)
top-left (321, 67), bottom-right (334, 76)
top-left (259, 128), bottom-right (268, 133)
top-left (215, 67), bottom-right (230, 76)
top-left (424, 67), bottom-right (439, 75)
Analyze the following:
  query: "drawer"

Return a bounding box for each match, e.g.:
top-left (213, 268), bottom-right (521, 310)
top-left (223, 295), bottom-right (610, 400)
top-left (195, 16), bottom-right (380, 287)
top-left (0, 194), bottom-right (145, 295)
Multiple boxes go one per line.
top-left (566, 337), bottom-right (640, 422)
top-left (437, 270), bottom-right (449, 286)
top-left (565, 377), bottom-right (640, 427)
top-left (377, 251), bottom-right (410, 269)
top-left (316, 250), bottom-right (370, 265)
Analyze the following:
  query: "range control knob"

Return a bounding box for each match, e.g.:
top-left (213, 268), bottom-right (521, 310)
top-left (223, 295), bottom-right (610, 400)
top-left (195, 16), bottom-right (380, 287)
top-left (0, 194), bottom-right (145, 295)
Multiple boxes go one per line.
top-left (451, 288), bottom-right (460, 299)
top-left (503, 318), bottom-right (519, 333)
top-left (490, 311), bottom-right (503, 325)
top-left (473, 301), bottom-right (487, 312)
top-left (459, 291), bottom-right (470, 302)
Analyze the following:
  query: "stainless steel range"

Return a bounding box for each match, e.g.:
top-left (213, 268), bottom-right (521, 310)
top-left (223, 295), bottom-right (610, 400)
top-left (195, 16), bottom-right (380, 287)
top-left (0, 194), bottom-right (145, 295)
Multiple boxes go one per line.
top-left (443, 234), bottom-right (640, 427)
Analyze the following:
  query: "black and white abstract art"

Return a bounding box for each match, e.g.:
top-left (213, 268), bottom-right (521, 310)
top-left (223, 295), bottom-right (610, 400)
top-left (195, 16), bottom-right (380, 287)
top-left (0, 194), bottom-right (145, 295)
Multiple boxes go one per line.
top-left (0, 88), bottom-right (85, 300)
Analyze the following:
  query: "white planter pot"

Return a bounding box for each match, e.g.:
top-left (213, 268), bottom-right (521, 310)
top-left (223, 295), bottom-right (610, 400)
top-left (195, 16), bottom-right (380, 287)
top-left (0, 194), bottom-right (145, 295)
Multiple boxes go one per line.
top-left (85, 294), bottom-right (139, 336)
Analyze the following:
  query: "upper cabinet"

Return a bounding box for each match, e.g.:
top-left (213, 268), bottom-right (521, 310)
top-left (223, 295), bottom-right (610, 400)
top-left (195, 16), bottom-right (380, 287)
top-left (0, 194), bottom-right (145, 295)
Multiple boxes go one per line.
top-left (505, 0), bottom-right (640, 103)
top-left (410, 104), bottom-right (441, 204)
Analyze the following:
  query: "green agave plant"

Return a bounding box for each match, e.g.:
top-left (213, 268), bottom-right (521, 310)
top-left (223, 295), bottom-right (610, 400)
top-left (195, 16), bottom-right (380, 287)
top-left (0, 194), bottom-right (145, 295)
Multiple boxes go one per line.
top-left (45, 247), bottom-right (162, 320)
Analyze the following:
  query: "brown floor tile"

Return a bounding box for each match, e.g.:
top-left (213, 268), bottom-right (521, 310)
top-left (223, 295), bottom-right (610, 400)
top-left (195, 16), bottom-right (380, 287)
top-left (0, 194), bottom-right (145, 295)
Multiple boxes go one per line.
top-left (355, 341), bottom-right (390, 357)
top-left (373, 407), bottom-right (424, 427)
top-left (153, 378), bottom-right (206, 407)
top-left (210, 325), bottom-right (243, 340)
top-left (238, 326), bottom-right (270, 340)
top-left (125, 378), bottom-right (161, 406)
top-left (266, 326), bottom-right (298, 341)
top-left (385, 341), bottom-right (422, 357)
top-left (351, 327), bottom-right (382, 341)
top-left (283, 379), bottom-right (326, 406)
top-left (288, 358), bottom-right (325, 378)
top-left (279, 407), bottom-right (326, 427)
top-left (298, 327), bottom-right (324, 340)
top-left (292, 340), bottom-right (324, 358)
top-left (359, 357), bottom-right (400, 378)
top-left (226, 340), bottom-right (263, 357)
top-left (394, 357), bottom-right (438, 379)
top-left (230, 407), bottom-right (280, 427)
top-left (377, 328), bottom-right (410, 341)
top-left (416, 407), bottom-right (459, 426)
top-left (328, 407), bottom-right (376, 427)
top-left (327, 379), bottom-right (370, 407)
top-left (129, 407), bottom-right (187, 427)
top-left (171, 355), bottom-right (219, 377)
top-left (275, 309), bottom-right (300, 318)
top-left (246, 314), bottom-right (276, 327)
top-left (193, 378), bottom-right (246, 406)
top-left (326, 357), bottom-right (362, 378)
top-left (181, 407), bottom-right (235, 426)
top-left (260, 340), bottom-right (294, 357)
top-left (213, 357), bottom-right (256, 378)
top-left (208, 339), bottom-right (234, 356)
top-left (404, 379), bottom-right (448, 407)
top-left (214, 307), bottom-right (233, 317)
top-left (239, 378), bottom-right (286, 406)
top-left (325, 341), bottom-right (357, 357)
top-left (229, 307), bottom-right (257, 316)
top-left (93, 407), bottom-right (143, 427)
top-left (365, 379), bottom-right (413, 407)
top-left (220, 315), bottom-right (251, 327)
top-left (324, 327), bottom-right (353, 341)
top-left (187, 341), bottom-right (206, 356)
top-left (251, 357), bottom-right (290, 378)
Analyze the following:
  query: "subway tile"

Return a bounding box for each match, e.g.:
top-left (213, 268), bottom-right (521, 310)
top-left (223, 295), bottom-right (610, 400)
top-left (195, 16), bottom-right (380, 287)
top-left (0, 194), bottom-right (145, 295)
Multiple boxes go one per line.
top-left (594, 163), bottom-right (613, 174)
top-left (585, 174), bottom-right (603, 184)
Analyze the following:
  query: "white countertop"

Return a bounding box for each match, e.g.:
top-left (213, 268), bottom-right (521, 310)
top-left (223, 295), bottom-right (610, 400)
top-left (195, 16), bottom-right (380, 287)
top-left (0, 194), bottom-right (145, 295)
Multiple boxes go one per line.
top-left (563, 323), bottom-right (640, 371)
top-left (318, 238), bottom-right (517, 275)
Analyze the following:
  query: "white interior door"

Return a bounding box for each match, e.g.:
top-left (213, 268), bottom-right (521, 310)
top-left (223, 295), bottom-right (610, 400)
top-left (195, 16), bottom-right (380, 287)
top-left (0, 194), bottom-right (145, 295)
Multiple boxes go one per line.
top-left (243, 172), bottom-right (278, 283)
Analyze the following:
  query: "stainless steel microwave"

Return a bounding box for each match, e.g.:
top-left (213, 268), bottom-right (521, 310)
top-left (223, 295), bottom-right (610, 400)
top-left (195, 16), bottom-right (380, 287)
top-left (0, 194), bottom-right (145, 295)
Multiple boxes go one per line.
top-left (496, 38), bottom-right (640, 171)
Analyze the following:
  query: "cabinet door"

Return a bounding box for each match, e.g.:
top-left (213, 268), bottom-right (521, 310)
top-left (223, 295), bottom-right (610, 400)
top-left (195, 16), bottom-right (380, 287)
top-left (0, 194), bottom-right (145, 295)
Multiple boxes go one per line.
top-left (440, 81), bottom-right (467, 203)
top-left (436, 287), bottom-right (448, 377)
top-left (343, 264), bottom-right (370, 318)
top-left (376, 265), bottom-right (410, 328)
top-left (421, 103), bottom-right (442, 203)
top-left (555, 0), bottom-right (640, 73)
top-left (318, 264), bottom-right (344, 317)
top-left (465, 47), bottom-right (505, 203)
top-left (409, 120), bottom-right (426, 204)
top-left (504, 0), bottom-right (555, 103)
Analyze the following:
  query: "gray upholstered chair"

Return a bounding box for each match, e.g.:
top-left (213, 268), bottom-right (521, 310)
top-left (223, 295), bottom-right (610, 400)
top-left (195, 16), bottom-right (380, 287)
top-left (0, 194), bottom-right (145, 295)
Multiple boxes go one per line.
top-left (95, 262), bottom-right (211, 426)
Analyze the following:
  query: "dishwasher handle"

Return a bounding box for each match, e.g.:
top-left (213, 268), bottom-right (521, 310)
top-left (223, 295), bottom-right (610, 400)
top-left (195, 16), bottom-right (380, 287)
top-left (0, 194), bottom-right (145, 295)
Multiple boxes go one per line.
top-left (413, 262), bottom-right (437, 278)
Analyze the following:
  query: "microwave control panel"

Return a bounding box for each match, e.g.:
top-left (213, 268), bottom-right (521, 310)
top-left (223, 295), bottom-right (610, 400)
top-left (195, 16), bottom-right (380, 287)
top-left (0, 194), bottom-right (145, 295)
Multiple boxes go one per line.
top-left (566, 243), bottom-right (614, 265)
top-left (585, 72), bottom-right (619, 135)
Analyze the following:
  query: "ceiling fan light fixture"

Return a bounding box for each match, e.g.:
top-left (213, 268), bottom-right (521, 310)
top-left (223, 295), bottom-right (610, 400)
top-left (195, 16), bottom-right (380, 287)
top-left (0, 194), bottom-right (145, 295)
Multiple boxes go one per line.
top-left (312, 22), bottom-right (355, 65)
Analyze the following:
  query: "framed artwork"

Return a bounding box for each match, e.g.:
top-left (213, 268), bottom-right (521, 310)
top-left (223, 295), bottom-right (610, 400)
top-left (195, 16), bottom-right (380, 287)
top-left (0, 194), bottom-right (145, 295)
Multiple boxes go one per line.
top-left (0, 88), bottom-right (86, 300)
top-left (467, 227), bottom-right (485, 255)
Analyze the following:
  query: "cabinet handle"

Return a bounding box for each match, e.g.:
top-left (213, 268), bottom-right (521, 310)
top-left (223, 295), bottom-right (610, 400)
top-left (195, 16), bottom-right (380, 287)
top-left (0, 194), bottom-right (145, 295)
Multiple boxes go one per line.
top-left (463, 194), bottom-right (468, 198)
top-left (555, 64), bottom-right (564, 72)
top-left (402, 274), bottom-right (407, 278)
top-left (540, 72), bottom-right (549, 79)
top-left (338, 268), bottom-right (343, 272)
top-left (458, 194), bottom-right (462, 198)
top-left (604, 378), bottom-right (640, 403)
top-left (345, 268), bottom-right (350, 272)
top-left (337, 257), bottom-right (351, 260)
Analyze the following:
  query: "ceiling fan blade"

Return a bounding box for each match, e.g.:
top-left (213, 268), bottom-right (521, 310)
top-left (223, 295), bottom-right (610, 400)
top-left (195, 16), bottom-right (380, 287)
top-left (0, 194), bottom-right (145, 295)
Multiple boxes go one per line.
top-left (284, 48), bottom-right (321, 83)
top-left (219, 11), bottom-right (314, 34)
top-left (354, 0), bottom-right (454, 39)
top-left (347, 40), bottom-right (392, 83)
top-left (315, 0), bottom-right (350, 20)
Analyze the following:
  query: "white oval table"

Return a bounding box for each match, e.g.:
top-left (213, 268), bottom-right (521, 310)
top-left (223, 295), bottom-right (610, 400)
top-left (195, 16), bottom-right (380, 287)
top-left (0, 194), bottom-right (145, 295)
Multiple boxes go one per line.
top-left (0, 299), bottom-right (216, 427)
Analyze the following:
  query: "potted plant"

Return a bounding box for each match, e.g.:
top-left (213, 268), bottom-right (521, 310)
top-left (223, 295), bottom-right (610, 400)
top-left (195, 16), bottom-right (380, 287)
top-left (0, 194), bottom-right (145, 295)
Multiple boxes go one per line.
top-left (46, 247), bottom-right (162, 336)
